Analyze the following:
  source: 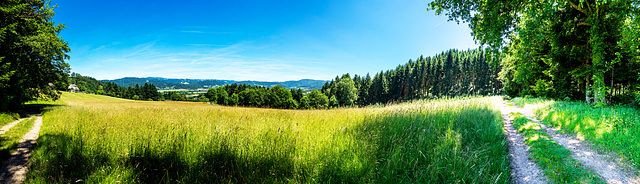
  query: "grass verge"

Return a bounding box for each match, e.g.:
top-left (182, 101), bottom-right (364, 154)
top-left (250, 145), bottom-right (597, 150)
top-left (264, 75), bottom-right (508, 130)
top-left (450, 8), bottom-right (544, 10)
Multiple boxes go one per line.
top-left (0, 112), bottom-right (20, 127)
top-left (512, 97), bottom-right (640, 169)
top-left (510, 112), bottom-right (603, 183)
top-left (25, 93), bottom-right (510, 183)
top-left (0, 117), bottom-right (36, 163)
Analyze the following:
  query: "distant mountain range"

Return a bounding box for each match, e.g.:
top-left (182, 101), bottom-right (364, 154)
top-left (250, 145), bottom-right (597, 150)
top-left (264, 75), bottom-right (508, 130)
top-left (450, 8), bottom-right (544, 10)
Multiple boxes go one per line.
top-left (101, 77), bottom-right (328, 90)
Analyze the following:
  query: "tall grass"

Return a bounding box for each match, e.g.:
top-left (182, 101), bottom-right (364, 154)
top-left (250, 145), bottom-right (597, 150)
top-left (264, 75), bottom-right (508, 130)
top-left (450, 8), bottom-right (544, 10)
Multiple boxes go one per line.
top-left (512, 97), bottom-right (640, 169)
top-left (510, 112), bottom-right (603, 183)
top-left (0, 97), bottom-right (64, 127)
top-left (0, 112), bottom-right (20, 126)
top-left (26, 93), bottom-right (510, 183)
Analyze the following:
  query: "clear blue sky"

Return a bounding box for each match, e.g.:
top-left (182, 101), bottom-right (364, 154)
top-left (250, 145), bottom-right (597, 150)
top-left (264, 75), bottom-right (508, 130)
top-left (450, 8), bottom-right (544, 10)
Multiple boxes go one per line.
top-left (52, 0), bottom-right (479, 81)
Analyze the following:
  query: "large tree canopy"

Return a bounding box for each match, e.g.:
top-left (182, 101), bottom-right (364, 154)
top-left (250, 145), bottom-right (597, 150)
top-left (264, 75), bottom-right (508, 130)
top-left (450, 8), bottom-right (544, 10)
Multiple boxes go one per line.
top-left (430, 0), bottom-right (640, 105)
top-left (0, 0), bottom-right (70, 111)
top-left (335, 74), bottom-right (358, 106)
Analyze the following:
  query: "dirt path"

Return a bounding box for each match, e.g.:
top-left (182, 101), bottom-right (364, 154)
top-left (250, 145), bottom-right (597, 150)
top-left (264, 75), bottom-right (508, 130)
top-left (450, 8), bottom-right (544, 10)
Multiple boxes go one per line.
top-left (0, 115), bottom-right (43, 184)
top-left (511, 103), bottom-right (640, 184)
top-left (498, 98), bottom-right (548, 183)
top-left (0, 119), bottom-right (25, 135)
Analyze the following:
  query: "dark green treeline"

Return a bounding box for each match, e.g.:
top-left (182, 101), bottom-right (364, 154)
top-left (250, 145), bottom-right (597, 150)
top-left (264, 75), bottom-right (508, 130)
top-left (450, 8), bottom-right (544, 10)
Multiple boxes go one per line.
top-left (322, 48), bottom-right (502, 106)
top-left (202, 84), bottom-right (329, 109)
top-left (205, 49), bottom-right (501, 109)
top-left (69, 73), bottom-right (162, 101)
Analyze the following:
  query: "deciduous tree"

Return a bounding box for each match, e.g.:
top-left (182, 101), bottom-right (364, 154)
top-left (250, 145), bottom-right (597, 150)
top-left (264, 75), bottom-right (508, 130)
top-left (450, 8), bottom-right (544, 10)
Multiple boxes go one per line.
top-left (429, 0), bottom-right (639, 105)
top-left (336, 75), bottom-right (358, 106)
top-left (0, 0), bottom-right (70, 111)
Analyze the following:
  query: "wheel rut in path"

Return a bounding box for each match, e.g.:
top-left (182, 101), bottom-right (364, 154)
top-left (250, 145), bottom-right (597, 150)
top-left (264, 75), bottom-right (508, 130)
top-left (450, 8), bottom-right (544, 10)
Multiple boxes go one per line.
top-left (0, 119), bottom-right (25, 136)
top-left (498, 97), bottom-right (548, 183)
top-left (0, 115), bottom-right (43, 184)
top-left (512, 103), bottom-right (640, 184)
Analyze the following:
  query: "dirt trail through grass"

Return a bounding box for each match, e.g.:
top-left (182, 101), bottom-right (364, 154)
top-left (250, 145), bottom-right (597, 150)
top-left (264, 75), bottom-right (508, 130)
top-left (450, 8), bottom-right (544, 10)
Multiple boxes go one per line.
top-left (0, 119), bottom-right (25, 136)
top-left (0, 115), bottom-right (43, 184)
top-left (499, 98), bottom-right (548, 183)
top-left (510, 102), bottom-right (640, 184)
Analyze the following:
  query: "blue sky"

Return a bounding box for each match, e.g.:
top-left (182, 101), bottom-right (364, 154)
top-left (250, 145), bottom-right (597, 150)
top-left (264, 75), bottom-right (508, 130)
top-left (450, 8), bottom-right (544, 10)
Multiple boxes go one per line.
top-left (52, 0), bottom-right (478, 81)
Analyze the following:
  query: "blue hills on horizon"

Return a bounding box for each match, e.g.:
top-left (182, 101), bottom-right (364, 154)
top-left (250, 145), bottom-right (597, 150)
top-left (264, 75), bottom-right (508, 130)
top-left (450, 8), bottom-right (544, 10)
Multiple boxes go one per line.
top-left (102, 77), bottom-right (328, 90)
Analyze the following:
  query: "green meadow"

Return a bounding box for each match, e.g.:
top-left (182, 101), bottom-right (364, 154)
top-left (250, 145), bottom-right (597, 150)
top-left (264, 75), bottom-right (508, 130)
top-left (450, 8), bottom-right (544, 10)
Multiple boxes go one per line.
top-left (24, 92), bottom-right (510, 183)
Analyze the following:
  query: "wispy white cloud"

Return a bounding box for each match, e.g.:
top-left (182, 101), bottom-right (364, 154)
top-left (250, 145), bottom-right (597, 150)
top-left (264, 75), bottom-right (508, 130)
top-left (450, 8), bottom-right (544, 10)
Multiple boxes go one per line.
top-left (178, 30), bottom-right (235, 35)
top-left (79, 40), bottom-right (332, 81)
top-left (184, 44), bottom-right (229, 47)
top-left (433, 20), bottom-right (446, 28)
top-left (123, 40), bottom-right (158, 58)
top-left (91, 45), bottom-right (106, 51)
top-left (180, 30), bottom-right (205, 34)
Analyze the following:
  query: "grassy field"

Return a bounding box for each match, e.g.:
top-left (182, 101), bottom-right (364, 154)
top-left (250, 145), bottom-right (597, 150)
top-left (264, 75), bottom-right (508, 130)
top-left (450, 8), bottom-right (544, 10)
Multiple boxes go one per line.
top-left (158, 89), bottom-right (192, 93)
top-left (512, 97), bottom-right (640, 169)
top-left (158, 89), bottom-right (207, 98)
top-left (25, 92), bottom-right (510, 183)
top-left (510, 112), bottom-right (603, 183)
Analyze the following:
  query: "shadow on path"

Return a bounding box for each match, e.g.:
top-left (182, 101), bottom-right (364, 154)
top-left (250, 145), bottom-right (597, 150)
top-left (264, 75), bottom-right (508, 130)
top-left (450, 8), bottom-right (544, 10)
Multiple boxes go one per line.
top-left (0, 115), bottom-right (42, 183)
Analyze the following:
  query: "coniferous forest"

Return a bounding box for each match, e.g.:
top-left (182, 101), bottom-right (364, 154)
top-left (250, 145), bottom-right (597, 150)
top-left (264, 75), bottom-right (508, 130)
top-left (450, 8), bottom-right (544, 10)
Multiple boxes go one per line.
top-left (200, 48), bottom-right (501, 109)
top-left (322, 49), bottom-right (502, 106)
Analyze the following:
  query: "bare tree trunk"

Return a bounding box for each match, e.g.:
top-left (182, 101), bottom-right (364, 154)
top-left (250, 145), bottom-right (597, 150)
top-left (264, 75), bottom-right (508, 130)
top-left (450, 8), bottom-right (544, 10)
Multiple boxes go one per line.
top-left (610, 69), bottom-right (614, 103)
top-left (585, 78), bottom-right (591, 104)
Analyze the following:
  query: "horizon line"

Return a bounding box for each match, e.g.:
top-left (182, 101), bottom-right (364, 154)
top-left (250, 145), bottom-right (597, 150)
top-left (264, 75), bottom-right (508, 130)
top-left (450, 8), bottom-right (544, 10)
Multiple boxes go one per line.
top-left (92, 76), bottom-right (330, 83)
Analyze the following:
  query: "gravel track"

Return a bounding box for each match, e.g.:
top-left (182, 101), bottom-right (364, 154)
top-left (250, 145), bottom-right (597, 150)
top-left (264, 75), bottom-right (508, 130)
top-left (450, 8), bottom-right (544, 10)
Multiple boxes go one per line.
top-left (498, 98), bottom-right (548, 183)
top-left (512, 103), bottom-right (640, 184)
top-left (0, 119), bottom-right (25, 136)
top-left (0, 115), bottom-right (43, 184)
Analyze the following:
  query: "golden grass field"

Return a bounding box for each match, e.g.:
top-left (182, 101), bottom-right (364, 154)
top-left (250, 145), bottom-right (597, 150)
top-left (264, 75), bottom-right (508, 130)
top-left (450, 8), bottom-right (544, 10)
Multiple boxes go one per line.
top-left (25, 92), bottom-right (510, 183)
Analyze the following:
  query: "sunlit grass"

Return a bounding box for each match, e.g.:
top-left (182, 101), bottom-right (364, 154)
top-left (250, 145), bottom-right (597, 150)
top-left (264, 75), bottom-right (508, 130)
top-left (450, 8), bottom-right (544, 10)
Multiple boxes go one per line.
top-left (0, 112), bottom-right (20, 126)
top-left (0, 117), bottom-right (36, 163)
top-left (512, 97), bottom-right (640, 169)
top-left (26, 93), bottom-right (510, 183)
top-left (510, 112), bottom-right (603, 183)
top-left (0, 97), bottom-right (65, 127)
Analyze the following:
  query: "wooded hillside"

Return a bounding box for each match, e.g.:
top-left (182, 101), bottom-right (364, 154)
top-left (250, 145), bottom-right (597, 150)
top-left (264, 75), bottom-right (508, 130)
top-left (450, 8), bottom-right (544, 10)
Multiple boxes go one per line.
top-left (323, 49), bottom-right (502, 106)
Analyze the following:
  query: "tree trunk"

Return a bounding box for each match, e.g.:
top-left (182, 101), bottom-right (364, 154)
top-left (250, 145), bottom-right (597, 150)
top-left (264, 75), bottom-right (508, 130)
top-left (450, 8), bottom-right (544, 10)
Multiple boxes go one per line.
top-left (585, 78), bottom-right (591, 104)
top-left (610, 68), bottom-right (614, 102)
